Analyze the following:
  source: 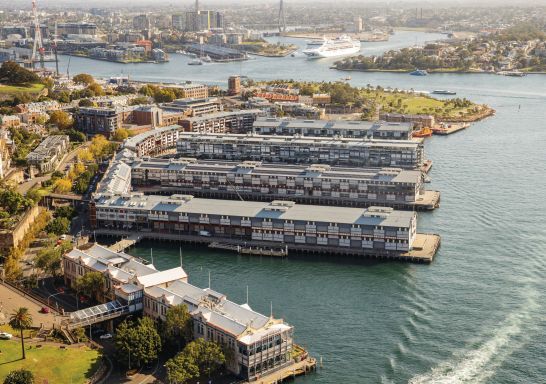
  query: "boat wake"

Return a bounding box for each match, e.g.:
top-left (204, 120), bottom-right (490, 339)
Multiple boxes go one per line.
top-left (408, 290), bottom-right (540, 384)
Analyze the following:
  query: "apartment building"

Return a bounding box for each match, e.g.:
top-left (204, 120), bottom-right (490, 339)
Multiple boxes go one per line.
top-left (74, 107), bottom-right (134, 135)
top-left (90, 193), bottom-right (417, 255)
top-left (26, 135), bottom-right (69, 174)
top-left (130, 158), bottom-right (426, 209)
top-left (252, 118), bottom-right (414, 139)
top-left (161, 97), bottom-right (222, 117)
top-left (179, 110), bottom-right (263, 134)
top-left (175, 133), bottom-right (425, 169)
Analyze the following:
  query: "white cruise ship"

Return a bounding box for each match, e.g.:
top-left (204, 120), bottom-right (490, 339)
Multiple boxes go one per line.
top-left (302, 35), bottom-right (361, 58)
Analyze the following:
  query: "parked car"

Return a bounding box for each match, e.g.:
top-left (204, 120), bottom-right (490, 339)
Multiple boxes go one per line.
top-left (60, 234), bottom-right (67, 241)
top-left (40, 307), bottom-right (50, 314)
top-left (0, 332), bottom-right (13, 340)
top-left (99, 333), bottom-right (113, 340)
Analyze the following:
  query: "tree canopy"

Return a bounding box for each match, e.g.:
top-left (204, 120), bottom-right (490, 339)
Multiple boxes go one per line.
top-left (75, 271), bottom-right (105, 299)
top-left (3, 369), bottom-right (35, 384)
top-left (162, 304), bottom-right (193, 350)
top-left (72, 73), bottom-right (95, 85)
top-left (115, 317), bottom-right (162, 369)
top-left (45, 217), bottom-right (70, 235)
top-left (165, 338), bottom-right (225, 383)
top-left (9, 307), bottom-right (33, 360)
top-left (48, 110), bottom-right (73, 130)
top-left (0, 61), bottom-right (40, 85)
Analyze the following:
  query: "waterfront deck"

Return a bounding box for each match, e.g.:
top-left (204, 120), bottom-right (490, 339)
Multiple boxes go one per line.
top-left (421, 159), bottom-right (433, 173)
top-left (108, 233), bottom-right (142, 252)
top-left (94, 229), bottom-right (441, 263)
top-left (245, 357), bottom-right (317, 384)
top-left (413, 190), bottom-right (441, 210)
top-left (209, 242), bottom-right (288, 257)
top-left (433, 122), bottom-right (470, 135)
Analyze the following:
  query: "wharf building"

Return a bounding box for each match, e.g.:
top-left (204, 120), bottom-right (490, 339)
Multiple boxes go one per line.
top-left (62, 243), bottom-right (295, 381)
top-left (90, 192), bottom-right (422, 258)
top-left (129, 158), bottom-right (439, 210)
top-left (175, 132), bottom-right (425, 169)
top-left (26, 135), bottom-right (69, 174)
top-left (252, 118), bottom-right (414, 140)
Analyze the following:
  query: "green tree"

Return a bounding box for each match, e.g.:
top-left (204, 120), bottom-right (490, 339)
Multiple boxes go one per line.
top-left (162, 304), bottom-right (193, 350)
top-left (87, 83), bottom-right (105, 96)
top-left (48, 110), bottom-right (73, 130)
top-left (78, 98), bottom-right (94, 107)
top-left (184, 338), bottom-right (225, 378)
top-left (54, 206), bottom-right (76, 219)
top-left (115, 317), bottom-right (162, 369)
top-left (9, 308), bottom-right (33, 360)
top-left (0, 188), bottom-right (33, 215)
top-left (72, 73), bottom-right (95, 85)
top-left (0, 61), bottom-right (39, 85)
top-left (45, 217), bottom-right (70, 235)
top-left (111, 128), bottom-right (130, 141)
top-left (3, 369), bottom-right (34, 384)
top-left (75, 271), bottom-right (105, 300)
top-left (165, 353), bottom-right (199, 384)
top-left (34, 247), bottom-right (60, 276)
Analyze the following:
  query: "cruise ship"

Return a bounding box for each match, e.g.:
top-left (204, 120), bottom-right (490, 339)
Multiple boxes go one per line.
top-left (302, 35), bottom-right (361, 58)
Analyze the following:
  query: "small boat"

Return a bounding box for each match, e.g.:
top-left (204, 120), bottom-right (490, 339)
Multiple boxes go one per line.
top-left (175, 50), bottom-right (186, 54)
top-left (413, 127), bottom-right (433, 138)
top-left (188, 59), bottom-right (203, 66)
top-left (497, 70), bottom-right (526, 77)
top-left (343, 76), bottom-right (352, 81)
top-left (423, 175), bottom-right (432, 183)
top-left (432, 90), bottom-right (456, 95)
top-left (410, 69), bottom-right (428, 76)
top-left (201, 55), bottom-right (212, 63)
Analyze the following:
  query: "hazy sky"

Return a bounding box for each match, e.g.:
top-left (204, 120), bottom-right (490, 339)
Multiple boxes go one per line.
top-left (2, 0), bottom-right (546, 7)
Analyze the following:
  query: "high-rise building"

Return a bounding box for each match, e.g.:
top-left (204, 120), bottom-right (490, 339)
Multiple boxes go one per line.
top-left (185, 10), bottom-right (224, 32)
top-left (172, 14), bottom-right (184, 30)
top-left (354, 16), bottom-right (363, 33)
top-left (228, 75), bottom-right (241, 96)
top-left (133, 14), bottom-right (150, 31)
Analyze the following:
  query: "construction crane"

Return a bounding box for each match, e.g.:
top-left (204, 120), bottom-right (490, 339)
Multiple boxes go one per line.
top-left (31, 0), bottom-right (45, 69)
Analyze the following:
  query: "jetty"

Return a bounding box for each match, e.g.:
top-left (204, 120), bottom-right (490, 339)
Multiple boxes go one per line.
top-left (209, 242), bottom-right (288, 257)
top-left (108, 233), bottom-right (142, 252)
top-left (433, 122), bottom-right (470, 135)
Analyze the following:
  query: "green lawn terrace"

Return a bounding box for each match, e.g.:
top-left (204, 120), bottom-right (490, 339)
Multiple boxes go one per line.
top-left (0, 340), bottom-right (102, 383)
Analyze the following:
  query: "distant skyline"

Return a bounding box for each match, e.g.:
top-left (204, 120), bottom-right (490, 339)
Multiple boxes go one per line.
top-left (2, 0), bottom-right (546, 8)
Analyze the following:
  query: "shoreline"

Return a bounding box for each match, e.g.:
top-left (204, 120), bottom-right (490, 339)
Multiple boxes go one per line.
top-left (59, 53), bottom-right (168, 65)
top-left (332, 67), bottom-right (546, 75)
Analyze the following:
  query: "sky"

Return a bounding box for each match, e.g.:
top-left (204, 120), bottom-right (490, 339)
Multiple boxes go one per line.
top-left (2, 0), bottom-right (546, 7)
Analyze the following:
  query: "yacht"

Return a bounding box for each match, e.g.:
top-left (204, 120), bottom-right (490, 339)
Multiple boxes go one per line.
top-left (432, 90), bottom-right (456, 95)
top-left (410, 69), bottom-right (428, 76)
top-left (188, 59), bottom-right (203, 66)
top-left (302, 35), bottom-right (361, 59)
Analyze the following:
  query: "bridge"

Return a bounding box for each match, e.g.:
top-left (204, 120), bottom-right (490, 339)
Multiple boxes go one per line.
top-left (62, 300), bottom-right (132, 330)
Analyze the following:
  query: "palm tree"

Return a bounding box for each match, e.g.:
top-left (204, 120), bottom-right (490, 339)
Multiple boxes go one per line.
top-left (9, 307), bottom-right (33, 360)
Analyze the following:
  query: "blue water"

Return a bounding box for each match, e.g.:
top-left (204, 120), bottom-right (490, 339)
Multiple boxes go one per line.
top-left (75, 30), bottom-right (546, 383)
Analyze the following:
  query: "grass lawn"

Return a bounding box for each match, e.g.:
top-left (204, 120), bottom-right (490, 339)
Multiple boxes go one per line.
top-left (0, 325), bottom-right (34, 339)
top-left (369, 90), bottom-right (477, 118)
top-left (0, 340), bottom-right (101, 384)
top-left (0, 83), bottom-right (45, 94)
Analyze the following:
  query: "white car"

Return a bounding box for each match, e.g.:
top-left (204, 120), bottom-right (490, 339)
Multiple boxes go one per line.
top-left (99, 333), bottom-right (113, 340)
top-left (0, 332), bottom-right (13, 340)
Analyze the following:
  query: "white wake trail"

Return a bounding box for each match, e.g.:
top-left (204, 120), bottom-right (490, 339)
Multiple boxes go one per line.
top-left (408, 290), bottom-right (540, 384)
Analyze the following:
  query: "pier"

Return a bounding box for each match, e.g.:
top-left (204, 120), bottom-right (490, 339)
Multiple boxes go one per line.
top-left (93, 229), bottom-right (440, 263)
top-left (108, 233), bottom-right (142, 252)
top-left (209, 242), bottom-right (288, 257)
top-left (432, 123), bottom-right (470, 135)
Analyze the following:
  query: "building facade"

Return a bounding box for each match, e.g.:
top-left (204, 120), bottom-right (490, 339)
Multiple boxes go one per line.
top-left (130, 158), bottom-right (426, 209)
top-left (63, 243), bottom-right (294, 381)
top-left (175, 133), bottom-right (425, 169)
top-left (90, 193), bottom-right (418, 255)
top-left (252, 118), bottom-right (414, 139)
top-left (26, 135), bottom-right (69, 174)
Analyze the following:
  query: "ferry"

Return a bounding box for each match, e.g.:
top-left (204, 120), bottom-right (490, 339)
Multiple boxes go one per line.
top-left (432, 90), bottom-right (456, 95)
top-left (302, 35), bottom-right (361, 59)
top-left (410, 69), bottom-right (428, 76)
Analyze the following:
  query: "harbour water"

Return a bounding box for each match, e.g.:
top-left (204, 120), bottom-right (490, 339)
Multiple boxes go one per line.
top-left (76, 31), bottom-right (545, 383)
